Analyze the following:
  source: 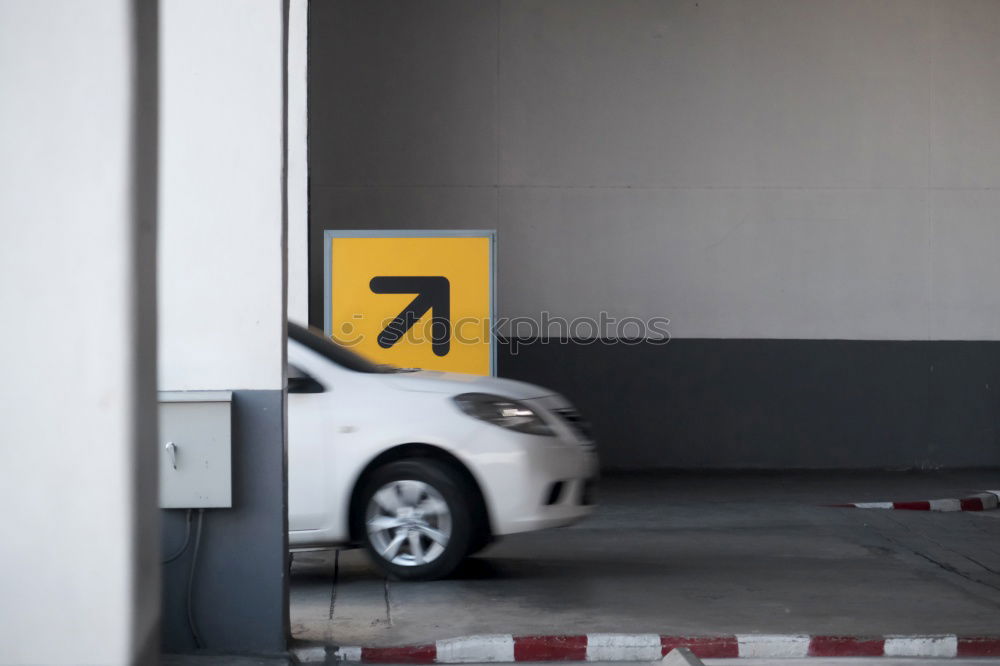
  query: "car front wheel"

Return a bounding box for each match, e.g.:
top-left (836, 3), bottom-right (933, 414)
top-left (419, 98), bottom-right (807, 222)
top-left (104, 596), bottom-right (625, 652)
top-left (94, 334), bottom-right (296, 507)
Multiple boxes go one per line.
top-left (358, 459), bottom-right (472, 580)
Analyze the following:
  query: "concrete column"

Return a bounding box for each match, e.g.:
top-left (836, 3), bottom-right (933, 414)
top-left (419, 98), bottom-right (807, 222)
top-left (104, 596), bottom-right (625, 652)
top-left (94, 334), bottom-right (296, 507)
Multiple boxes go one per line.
top-left (0, 1), bottom-right (160, 664)
top-left (158, 0), bottom-right (289, 653)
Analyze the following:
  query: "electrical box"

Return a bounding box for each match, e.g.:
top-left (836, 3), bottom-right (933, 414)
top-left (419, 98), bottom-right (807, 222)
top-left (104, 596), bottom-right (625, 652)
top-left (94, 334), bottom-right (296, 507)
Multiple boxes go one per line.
top-left (158, 391), bottom-right (233, 509)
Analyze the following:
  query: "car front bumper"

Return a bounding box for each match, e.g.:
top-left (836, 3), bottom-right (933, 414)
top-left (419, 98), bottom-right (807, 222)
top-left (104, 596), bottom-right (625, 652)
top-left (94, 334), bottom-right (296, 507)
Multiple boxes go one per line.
top-left (461, 420), bottom-right (600, 536)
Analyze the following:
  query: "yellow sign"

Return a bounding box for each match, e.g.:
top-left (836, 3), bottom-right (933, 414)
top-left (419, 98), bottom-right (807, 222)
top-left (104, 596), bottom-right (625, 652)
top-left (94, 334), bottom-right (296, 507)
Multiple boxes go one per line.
top-left (325, 231), bottom-right (494, 375)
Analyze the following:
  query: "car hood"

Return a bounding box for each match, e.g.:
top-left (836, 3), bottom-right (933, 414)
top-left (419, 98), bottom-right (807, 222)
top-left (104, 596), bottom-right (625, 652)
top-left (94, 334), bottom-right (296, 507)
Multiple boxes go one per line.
top-left (385, 370), bottom-right (554, 400)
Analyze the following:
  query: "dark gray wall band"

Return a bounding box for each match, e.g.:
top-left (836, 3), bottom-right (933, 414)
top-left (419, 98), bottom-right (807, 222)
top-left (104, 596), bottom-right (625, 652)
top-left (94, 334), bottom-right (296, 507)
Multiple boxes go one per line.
top-left (500, 338), bottom-right (1000, 471)
top-left (161, 390), bottom-right (288, 653)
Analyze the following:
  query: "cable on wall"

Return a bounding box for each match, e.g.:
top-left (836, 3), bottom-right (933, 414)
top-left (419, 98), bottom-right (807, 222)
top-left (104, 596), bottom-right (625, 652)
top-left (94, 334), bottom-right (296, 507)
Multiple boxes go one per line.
top-left (161, 509), bottom-right (193, 564)
top-left (187, 508), bottom-right (206, 648)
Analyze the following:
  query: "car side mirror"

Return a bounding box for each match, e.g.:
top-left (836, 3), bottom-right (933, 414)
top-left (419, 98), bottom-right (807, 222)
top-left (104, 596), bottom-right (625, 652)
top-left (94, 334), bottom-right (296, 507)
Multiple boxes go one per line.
top-left (288, 375), bottom-right (325, 394)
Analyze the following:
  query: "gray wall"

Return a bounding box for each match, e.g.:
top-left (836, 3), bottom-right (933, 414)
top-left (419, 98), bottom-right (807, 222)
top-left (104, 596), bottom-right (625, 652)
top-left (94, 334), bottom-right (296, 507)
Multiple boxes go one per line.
top-left (309, 0), bottom-right (1000, 469)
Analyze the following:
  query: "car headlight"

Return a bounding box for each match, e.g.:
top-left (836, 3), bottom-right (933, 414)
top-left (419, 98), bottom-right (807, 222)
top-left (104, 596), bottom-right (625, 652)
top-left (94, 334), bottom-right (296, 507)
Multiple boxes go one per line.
top-left (452, 392), bottom-right (555, 436)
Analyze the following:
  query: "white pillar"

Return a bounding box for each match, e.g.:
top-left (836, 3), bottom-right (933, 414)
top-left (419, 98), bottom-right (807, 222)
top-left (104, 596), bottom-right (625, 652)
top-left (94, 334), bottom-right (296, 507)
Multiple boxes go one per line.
top-left (158, 0), bottom-right (286, 391)
top-left (0, 1), bottom-right (160, 664)
top-left (157, 0), bottom-right (288, 650)
top-left (288, 0), bottom-right (310, 325)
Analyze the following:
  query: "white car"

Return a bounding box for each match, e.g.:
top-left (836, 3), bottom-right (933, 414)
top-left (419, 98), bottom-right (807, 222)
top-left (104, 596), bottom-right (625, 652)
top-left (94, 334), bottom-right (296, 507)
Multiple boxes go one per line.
top-left (287, 323), bottom-right (599, 580)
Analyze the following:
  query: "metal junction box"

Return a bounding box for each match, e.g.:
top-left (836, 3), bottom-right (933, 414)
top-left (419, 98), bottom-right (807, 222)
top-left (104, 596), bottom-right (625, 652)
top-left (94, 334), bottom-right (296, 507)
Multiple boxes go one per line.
top-left (158, 391), bottom-right (233, 509)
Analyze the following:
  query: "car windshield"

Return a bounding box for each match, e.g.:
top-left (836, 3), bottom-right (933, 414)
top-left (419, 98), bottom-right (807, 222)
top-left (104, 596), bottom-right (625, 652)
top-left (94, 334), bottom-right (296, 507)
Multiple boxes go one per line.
top-left (288, 322), bottom-right (397, 374)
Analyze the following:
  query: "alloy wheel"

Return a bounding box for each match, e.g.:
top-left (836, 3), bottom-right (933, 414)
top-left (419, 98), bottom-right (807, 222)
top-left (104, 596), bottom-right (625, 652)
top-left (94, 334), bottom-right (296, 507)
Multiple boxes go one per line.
top-left (365, 479), bottom-right (453, 566)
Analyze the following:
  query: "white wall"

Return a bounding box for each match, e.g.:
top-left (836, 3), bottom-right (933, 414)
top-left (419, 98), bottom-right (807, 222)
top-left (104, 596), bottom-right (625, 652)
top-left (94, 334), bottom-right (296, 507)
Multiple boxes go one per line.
top-left (310, 0), bottom-right (1000, 341)
top-left (288, 0), bottom-right (310, 325)
top-left (159, 0), bottom-right (286, 391)
top-left (0, 1), bottom-right (159, 663)
top-left (492, 0), bottom-right (1000, 341)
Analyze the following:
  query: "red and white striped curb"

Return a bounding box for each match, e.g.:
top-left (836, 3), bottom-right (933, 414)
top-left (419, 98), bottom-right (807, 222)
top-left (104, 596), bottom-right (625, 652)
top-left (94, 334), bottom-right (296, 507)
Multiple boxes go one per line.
top-left (293, 633), bottom-right (1000, 662)
top-left (831, 490), bottom-right (1000, 512)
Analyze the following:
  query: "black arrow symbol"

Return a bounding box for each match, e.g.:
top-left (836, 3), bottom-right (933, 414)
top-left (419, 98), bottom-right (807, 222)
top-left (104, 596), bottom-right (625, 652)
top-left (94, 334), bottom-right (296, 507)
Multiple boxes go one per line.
top-left (369, 276), bottom-right (450, 356)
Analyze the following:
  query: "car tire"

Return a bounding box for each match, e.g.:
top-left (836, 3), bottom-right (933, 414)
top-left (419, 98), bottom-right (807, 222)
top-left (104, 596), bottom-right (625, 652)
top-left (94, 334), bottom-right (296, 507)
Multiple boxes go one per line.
top-left (357, 459), bottom-right (472, 581)
top-left (466, 528), bottom-right (494, 557)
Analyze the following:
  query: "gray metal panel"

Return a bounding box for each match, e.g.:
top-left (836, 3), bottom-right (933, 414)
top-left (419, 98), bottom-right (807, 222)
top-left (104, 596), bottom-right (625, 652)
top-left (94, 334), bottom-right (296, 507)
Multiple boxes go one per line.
top-left (158, 399), bottom-right (232, 509)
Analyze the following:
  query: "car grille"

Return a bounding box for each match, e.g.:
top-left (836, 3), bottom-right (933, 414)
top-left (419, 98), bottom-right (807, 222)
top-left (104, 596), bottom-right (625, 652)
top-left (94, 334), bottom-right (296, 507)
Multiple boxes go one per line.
top-left (554, 407), bottom-right (593, 441)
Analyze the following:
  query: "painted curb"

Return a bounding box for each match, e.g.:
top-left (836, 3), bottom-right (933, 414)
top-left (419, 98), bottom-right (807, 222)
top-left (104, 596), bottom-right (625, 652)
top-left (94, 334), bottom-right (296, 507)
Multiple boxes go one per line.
top-left (293, 634), bottom-right (1000, 662)
top-left (661, 647), bottom-right (703, 666)
top-left (830, 490), bottom-right (1000, 512)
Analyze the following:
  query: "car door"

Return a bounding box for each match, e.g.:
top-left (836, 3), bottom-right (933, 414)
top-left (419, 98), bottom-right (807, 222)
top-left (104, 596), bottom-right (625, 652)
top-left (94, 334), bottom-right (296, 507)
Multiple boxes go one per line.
top-left (287, 360), bottom-right (333, 532)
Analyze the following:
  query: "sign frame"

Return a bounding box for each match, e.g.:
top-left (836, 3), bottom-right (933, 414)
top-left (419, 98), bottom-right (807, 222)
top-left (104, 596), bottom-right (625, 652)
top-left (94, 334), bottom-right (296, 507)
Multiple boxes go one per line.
top-left (323, 229), bottom-right (497, 376)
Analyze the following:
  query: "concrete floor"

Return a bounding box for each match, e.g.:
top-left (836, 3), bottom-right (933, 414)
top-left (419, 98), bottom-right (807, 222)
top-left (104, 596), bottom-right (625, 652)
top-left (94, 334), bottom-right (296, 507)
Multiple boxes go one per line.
top-left (160, 656), bottom-right (1000, 666)
top-left (290, 471), bottom-right (1000, 648)
top-left (702, 661), bottom-right (1000, 666)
